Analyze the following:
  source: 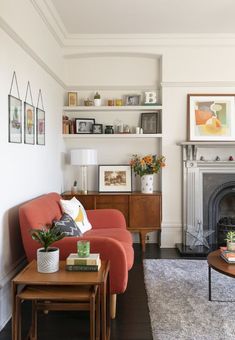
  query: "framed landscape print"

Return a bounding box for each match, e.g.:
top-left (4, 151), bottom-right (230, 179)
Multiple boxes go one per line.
top-left (24, 102), bottom-right (35, 144)
top-left (188, 94), bottom-right (235, 141)
top-left (36, 108), bottom-right (45, 145)
top-left (99, 165), bottom-right (132, 192)
top-left (8, 95), bottom-right (22, 143)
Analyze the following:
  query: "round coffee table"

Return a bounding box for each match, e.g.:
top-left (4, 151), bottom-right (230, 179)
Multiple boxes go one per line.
top-left (207, 250), bottom-right (235, 301)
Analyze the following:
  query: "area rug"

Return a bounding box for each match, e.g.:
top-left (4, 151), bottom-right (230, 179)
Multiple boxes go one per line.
top-left (143, 259), bottom-right (235, 340)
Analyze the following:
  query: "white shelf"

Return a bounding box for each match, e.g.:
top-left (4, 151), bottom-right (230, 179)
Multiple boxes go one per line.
top-left (63, 134), bottom-right (162, 139)
top-left (63, 105), bottom-right (162, 112)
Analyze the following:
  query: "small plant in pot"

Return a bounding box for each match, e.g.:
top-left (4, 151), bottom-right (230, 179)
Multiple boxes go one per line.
top-left (31, 225), bottom-right (65, 273)
top-left (225, 230), bottom-right (235, 251)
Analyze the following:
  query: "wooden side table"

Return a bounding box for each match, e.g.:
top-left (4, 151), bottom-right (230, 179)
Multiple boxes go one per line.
top-left (12, 260), bottom-right (110, 340)
top-left (61, 191), bottom-right (162, 252)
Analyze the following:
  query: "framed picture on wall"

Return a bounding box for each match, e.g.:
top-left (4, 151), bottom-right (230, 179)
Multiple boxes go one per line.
top-left (188, 94), bottom-right (235, 141)
top-left (98, 165), bottom-right (132, 192)
top-left (8, 95), bottom-right (22, 143)
top-left (36, 108), bottom-right (45, 145)
top-left (24, 102), bottom-right (35, 144)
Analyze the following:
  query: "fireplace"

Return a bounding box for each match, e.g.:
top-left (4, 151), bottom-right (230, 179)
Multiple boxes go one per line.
top-left (178, 142), bottom-right (235, 255)
top-left (204, 175), bottom-right (235, 247)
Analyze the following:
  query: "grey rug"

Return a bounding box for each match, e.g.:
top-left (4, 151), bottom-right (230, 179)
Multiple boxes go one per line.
top-left (143, 259), bottom-right (235, 340)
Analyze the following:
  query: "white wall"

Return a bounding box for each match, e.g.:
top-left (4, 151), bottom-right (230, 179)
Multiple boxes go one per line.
top-left (63, 42), bottom-right (235, 247)
top-left (0, 16), bottom-right (64, 334)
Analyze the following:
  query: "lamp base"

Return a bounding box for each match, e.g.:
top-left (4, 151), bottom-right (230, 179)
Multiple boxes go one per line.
top-left (81, 189), bottom-right (88, 195)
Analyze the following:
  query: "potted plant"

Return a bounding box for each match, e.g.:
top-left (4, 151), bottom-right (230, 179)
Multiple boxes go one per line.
top-left (71, 180), bottom-right (78, 194)
top-left (130, 154), bottom-right (166, 194)
top-left (31, 225), bottom-right (65, 273)
top-left (225, 231), bottom-right (235, 251)
top-left (94, 92), bottom-right (101, 106)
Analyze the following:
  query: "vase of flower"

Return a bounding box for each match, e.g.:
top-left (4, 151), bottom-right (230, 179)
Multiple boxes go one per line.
top-left (141, 174), bottom-right (154, 194)
top-left (130, 154), bottom-right (166, 193)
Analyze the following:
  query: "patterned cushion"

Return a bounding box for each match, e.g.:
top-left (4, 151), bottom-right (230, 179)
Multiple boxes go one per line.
top-left (53, 213), bottom-right (82, 237)
top-left (59, 197), bottom-right (92, 233)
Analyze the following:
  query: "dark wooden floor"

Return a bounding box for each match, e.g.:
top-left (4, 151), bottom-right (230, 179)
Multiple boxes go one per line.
top-left (0, 245), bottom-right (182, 340)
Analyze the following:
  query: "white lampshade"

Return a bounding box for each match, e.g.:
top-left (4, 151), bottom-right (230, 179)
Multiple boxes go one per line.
top-left (70, 149), bottom-right (97, 166)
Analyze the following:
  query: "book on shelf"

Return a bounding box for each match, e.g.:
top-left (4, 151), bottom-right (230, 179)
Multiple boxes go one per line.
top-left (66, 253), bottom-right (100, 266)
top-left (66, 259), bottom-right (101, 272)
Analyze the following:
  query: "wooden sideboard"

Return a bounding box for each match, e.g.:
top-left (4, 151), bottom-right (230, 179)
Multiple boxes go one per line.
top-left (61, 191), bottom-right (162, 252)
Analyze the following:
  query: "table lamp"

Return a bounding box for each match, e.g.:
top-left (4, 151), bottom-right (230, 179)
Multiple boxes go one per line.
top-left (70, 149), bottom-right (97, 194)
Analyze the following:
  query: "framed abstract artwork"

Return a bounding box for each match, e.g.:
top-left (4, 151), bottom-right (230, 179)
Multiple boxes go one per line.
top-left (188, 94), bottom-right (235, 141)
top-left (8, 95), bottom-right (22, 143)
top-left (98, 165), bottom-right (132, 193)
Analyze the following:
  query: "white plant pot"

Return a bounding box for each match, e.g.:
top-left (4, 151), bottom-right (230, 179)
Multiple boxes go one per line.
top-left (141, 174), bottom-right (154, 194)
top-left (227, 241), bottom-right (235, 251)
top-left (37, 247), bottom-right (59, 273)
top-left (94, 98), bottom-right (101, 106)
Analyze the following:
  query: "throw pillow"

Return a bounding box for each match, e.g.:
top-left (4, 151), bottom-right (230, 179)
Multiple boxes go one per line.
top-left (52, 213), bottom-right (82, 237)
top-left (59, 197), bottom-right (92, 233)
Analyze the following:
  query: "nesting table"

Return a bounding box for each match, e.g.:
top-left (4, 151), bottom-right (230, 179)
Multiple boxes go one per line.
top-left (12, 260), bottom-right (110, 340)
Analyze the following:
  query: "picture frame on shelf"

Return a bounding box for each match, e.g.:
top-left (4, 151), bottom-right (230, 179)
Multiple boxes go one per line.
top-left (68, 92), bottom-right (78, 106)
top-left (92, 124), bottom-right (103, 134)
top-left (98, 165), bottom-right (132, 193)
top-left (24, 102), bottom-right (35, 144)
top-left (141, 111), bottom-right (161, 134)
top-left (36, 108), bottom-right (45, 145)
top-left (188, 94), bottom-right (235, 141)
top-left (124, 94), bottom-right (141, 106)
top-left (8, 95), bottom-right (22, 143)
top-left (75, 118), bottom-right (95, 134)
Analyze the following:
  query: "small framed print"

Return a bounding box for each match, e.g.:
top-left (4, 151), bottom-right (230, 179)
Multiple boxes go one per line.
top-left (8, 95), bottom-right (22, 143)
top-left (125, 95), bottom-right (141, 106)
top-left (68, 92), bottom-right (77, 106)
top-left (75, 118), bottom-right (95, 134)
top-left (36, 108), bottom-right (45, 145)
top-left (141, 111), bottom-right (161, 134)
top-left (24, 102), bottom-right (35, 144)
top-left (92, 124), bottom-right (103, 134)
top-left (99, 165), bottom-right (132, 193)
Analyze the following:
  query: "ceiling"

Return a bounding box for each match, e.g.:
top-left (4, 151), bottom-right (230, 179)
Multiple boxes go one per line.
top-left (50, 0), bottom-right (235, 35)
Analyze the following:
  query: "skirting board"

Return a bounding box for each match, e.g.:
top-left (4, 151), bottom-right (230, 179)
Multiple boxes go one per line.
top-left (132, 224), bottom-right (182, 248)
top-left (0, 257), bottom-right (27, 331)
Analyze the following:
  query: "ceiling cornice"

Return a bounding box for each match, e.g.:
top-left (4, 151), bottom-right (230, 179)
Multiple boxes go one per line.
top-left (32, 1), bottom-right (235, 50)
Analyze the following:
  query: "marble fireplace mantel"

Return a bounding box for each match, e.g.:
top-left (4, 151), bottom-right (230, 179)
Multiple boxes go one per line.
top-left (179, 142), bottom-right (235, 251)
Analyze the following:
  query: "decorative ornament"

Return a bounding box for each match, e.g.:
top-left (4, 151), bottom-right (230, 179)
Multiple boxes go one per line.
top-left (186, 221), bottom-right (214, 250)
top-left (215, 156), bottom-right (220, 161)
top-left (144, 91), bottom-right (157, 104)
top-left (200, 156), bottom-right (205, 161)
top-left (229, 156), bottom-right (234, 161)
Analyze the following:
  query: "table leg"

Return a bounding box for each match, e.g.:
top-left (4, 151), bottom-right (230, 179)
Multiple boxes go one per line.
top-left (96, 287), bottom-right (100, 340)
top-left (100, 282), bottom-right (107, 340)
top-left (208, 265), bottom-right (211, 301)
top-left (106, 272), bottom-right (111, 340)
top-left (31, 300), bottom-right (37, 340)
top-left (12, 282), bottom-right (17, 340)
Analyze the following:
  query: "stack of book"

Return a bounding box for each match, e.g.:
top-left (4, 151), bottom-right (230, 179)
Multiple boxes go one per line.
top-left (66, 253), bottom-right (101, 271)
top-left (220, 249), bottom-right (235, 264)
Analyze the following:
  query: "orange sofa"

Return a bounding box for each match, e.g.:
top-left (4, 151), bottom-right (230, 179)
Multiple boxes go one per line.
top-left (19, 193), bottom-right (134, 297)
